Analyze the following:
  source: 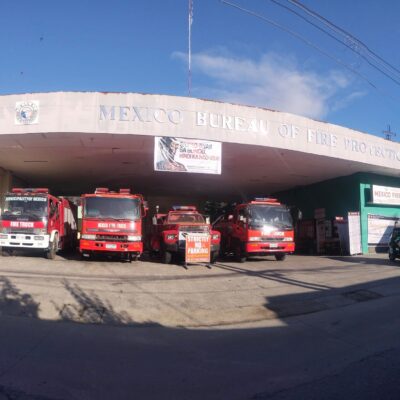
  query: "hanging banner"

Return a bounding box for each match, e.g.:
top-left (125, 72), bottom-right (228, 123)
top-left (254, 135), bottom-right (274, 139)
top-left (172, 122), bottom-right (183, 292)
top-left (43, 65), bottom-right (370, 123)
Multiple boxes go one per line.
top-left (154, 137), bottom-right (221, 174)
top-left (367, 214), bottom-right (398, 247)
top-left (185, 233), bottom-right (211, 263)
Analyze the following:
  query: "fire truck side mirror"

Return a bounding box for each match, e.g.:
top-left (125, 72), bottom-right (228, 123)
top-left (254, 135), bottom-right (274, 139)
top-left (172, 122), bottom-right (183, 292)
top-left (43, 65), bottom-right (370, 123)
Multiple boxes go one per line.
top-left (205, 216), bottom-right (210, 224)
top-left (298, 210), bottom-right (303, 220)
top-left (152, 216), bottom-right (157, 225)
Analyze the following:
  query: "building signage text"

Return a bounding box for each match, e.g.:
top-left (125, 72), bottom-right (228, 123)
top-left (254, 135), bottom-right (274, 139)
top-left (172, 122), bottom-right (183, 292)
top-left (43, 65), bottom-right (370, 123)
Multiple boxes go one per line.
top-left (99, 104), bottom-right (400, 164)
top-left (372, 185), bottom-right (400, 206)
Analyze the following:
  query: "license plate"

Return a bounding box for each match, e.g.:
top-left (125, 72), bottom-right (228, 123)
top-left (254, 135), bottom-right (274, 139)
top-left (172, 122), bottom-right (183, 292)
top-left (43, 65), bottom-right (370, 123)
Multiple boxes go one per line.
top-left (269, 243), bottom-right (278, 248)
top-left (106, 244), bottom-right (117, 249)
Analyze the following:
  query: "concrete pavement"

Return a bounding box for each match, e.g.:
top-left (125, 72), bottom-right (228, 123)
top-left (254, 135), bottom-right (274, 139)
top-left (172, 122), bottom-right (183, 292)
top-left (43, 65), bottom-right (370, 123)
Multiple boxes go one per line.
top-left (0, 253), bottom-right (399, 399)
top-left (0, 252), bottom-right (399, 327)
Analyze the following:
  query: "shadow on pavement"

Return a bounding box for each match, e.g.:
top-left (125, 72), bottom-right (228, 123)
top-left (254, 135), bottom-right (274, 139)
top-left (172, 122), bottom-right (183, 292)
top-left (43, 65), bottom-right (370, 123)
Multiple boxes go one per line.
top-left (326, 255), bottom-right (397, 266)
top-left (0, 277), bottom-right (39, 318)
top-left (0, 269), bottom-right (399, 399)
top-left (214, 262), bottom-right (332, 291)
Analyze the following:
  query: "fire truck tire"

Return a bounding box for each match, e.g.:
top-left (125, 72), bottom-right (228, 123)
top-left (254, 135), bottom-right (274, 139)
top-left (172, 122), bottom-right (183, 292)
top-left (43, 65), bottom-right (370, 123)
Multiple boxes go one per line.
top-left (46, 235), bottom-right (58, 260)
top-left (162, 250), bottom-right (173, 264)
top-left (275, 253), bottom-right (286, 261)
top-left (129, 253), bottom-right (139, 262)
top-left (1, 248), bottom-right (12, 257)
top-left (389, 253), bottom-right (396, 262)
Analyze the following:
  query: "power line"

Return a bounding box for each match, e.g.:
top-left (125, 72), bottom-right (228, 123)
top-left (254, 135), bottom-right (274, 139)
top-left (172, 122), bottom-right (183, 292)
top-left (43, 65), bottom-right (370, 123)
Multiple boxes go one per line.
top-left (220, 1), bottom-right (380, 92)
top-left (268, 0), bottom-right (400, 87)
top-left (286, 0), bottom-right (400, 78)
top-left (220, 0), bottom-right (400, 103)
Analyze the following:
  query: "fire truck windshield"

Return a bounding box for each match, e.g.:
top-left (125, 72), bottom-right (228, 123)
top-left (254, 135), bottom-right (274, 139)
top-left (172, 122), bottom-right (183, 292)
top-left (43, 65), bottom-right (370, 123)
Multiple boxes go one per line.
top-left (167, 212), bottom-right (205, 224)
top-left (2, 196), bottom-right (48, 221)
top-left (84, 197), bottom-right (140, 220)
top-left (248, 205), bottom-right (293, 229)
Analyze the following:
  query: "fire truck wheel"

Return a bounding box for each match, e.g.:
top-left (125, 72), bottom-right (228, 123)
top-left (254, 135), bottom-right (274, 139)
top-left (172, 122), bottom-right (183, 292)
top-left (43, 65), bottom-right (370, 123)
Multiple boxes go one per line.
top-left (46, 236), bottom-right (58, 260)
top-left (275, 253), bottom-right (286, 261)
top-left (129, 253), bottom-right (139, 262)
top-left (162, 250), bottom-right (173, 264)
top-left (1, 248), bottom-right (13, 257)
top-left (389, 253), bottom-right (396, 262)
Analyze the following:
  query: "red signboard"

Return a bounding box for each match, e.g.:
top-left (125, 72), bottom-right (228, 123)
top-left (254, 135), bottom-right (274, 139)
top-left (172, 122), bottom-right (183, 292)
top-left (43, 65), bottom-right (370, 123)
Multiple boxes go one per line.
top-left (185, 234), bottom-right (211, 263)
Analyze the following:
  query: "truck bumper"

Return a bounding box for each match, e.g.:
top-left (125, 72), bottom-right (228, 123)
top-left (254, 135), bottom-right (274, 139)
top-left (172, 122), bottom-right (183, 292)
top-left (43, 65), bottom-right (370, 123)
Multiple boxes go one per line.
top-left (245, 241), bottom-right (295, 254)
top-left (0, 233), bottom-right (50, 249)
top-left (165, 243), bottom-right (220, 253)
top-left (79, 240), bottom-right (143, 254)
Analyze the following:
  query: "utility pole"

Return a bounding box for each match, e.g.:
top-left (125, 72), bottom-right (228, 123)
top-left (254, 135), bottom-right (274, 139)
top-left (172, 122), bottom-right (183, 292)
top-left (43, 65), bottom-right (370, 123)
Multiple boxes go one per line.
top-left (383, 125), bottom-right (396, 141)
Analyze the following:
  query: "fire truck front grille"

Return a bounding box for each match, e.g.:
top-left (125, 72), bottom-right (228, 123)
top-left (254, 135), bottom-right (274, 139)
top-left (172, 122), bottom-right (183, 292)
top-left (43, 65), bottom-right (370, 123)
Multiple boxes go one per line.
top-left (96, 234), bottom-right (127, 242)
top-left (262, 237), bottom-right (285, 242)
top-left (10, 230), bottom-right (35, 235)
top-left (179, 225), bottom-right (209, 233)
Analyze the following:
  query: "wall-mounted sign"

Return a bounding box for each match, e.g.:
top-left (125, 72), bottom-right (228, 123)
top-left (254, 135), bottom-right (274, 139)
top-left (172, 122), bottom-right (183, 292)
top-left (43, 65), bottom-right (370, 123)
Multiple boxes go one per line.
top-left (15, 101), bottom-right (39, 125)
top-left (154, 137), bottom-right (221, 174)
top-left (372, 185), bottom-right (400, 206)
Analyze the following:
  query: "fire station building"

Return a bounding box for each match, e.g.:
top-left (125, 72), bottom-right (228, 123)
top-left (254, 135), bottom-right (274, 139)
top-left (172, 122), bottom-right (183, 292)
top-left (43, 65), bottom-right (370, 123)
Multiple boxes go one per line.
top-left (1, 91), bottom-right (400, 255)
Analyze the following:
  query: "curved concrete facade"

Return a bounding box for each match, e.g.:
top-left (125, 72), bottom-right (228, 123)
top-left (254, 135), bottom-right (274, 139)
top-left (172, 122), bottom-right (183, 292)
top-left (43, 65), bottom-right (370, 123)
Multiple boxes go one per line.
top-left (0, 92), bottom-right (399, 198)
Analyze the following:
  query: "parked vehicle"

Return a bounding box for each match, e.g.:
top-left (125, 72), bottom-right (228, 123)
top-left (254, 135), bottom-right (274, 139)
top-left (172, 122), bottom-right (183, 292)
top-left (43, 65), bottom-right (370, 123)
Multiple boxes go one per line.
top-left (149, 205), bottom-right (220, 265)
top-left (388, 225), bottom-right (400, 261)
top-left (79, 188), bottom-right (147, 261)
top-left (0, 188), bottom-right (77, 259)
top-left (213, 198), bottom-right (295, 262)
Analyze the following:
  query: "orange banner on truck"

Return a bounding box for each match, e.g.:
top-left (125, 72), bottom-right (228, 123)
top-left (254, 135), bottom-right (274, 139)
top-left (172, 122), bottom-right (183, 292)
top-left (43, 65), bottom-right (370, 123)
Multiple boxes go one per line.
top-left (185, 234), bottom-right (211, 263)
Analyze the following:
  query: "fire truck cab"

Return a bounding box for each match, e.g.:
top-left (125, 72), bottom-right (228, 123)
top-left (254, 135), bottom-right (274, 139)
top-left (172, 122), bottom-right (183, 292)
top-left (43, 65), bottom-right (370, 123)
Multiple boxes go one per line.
top-left (79, 188), bottom-right (147, 261)
top-left (0, 188), bottom-right (77, 259)
top-left (149, 206), bottom-right (220, 264)
top-left (213, 198), bottom-right (295, 262)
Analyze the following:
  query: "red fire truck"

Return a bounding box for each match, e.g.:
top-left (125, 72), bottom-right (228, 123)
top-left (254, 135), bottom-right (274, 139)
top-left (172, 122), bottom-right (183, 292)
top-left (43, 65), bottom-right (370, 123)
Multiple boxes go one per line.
top-left (213, 198), bottom-right (295, 262)
top-left (0, 188), bottom-right (77, 259)
top-left (79, 188), bottom-right (147, 261)
top-left (149, 206), bottom-right (220, 265)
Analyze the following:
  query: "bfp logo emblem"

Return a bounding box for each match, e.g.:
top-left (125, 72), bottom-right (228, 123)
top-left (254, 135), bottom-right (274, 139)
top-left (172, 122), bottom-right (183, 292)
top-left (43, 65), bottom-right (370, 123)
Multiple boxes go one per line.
top-left (15, 101), bottom-right (39, 125)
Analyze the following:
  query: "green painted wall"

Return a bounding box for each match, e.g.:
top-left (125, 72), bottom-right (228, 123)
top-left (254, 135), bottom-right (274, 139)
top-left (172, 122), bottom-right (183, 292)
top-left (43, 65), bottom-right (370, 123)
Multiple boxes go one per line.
top-left (358, 173), bottom-right (400, 253)
top-left (276, 172), bottom-right (400, 254)
top-left (276, 174), bottom-right (361, 220)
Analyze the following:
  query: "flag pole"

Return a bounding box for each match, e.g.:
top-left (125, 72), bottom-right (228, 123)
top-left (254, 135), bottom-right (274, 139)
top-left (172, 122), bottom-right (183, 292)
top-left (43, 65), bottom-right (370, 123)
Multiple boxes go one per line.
top-left (188, 0), bottom-right (193, 96)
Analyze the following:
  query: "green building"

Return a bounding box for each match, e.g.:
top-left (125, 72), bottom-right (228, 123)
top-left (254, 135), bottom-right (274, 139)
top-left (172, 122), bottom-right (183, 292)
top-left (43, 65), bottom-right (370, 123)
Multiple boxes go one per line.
top-left (277, 173), bottom-right (400, 255)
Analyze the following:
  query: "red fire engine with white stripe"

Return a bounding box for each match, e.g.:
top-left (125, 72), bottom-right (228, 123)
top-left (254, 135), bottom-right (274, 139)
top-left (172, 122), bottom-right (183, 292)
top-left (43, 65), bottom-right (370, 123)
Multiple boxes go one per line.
top-left (0, 188), bottom-right (77, 259)
top-left (213, 198), bottom-right (295, 262)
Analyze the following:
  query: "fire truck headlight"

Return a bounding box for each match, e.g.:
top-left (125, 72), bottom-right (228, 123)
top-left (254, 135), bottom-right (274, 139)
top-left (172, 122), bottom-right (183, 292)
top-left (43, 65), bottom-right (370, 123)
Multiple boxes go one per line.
top-left (127, 235), bottom-right (141, 242)
top-left (249, 237), bottom-right (262, 241)
top-left (0, 234), bottom-right (8, 240)
top-left (166, 234), bottom-right (177, 241)
top-left (81, 234), bottom-right (96, 240)
top-left (283, 237), bottom-right (293, 241)
top-left (212, 234), bottom-right (220, 240)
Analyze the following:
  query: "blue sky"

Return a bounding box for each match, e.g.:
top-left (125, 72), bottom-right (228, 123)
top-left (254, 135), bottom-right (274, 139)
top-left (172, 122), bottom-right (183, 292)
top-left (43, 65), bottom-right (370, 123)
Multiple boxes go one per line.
top-left (1, 0), bottom-right (399, 139)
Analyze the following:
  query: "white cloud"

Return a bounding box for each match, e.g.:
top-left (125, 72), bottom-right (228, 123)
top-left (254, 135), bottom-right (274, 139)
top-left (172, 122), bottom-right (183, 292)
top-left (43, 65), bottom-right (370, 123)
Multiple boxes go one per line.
top-left (173, 50), bottom-right (362, 120)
